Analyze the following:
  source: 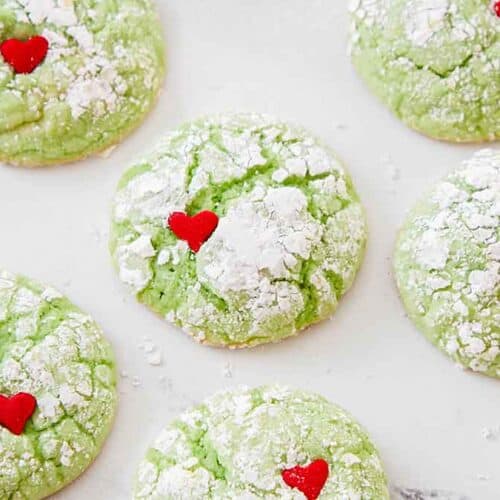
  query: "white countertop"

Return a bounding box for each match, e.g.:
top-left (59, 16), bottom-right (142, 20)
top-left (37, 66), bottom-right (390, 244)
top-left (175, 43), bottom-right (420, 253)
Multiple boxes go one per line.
top-left (0, 1), bottom-right (498, 499)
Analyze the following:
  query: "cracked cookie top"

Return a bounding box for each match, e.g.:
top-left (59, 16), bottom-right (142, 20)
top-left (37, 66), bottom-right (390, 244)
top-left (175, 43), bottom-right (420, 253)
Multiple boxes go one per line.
top-left (394, 149), bottom-right (500, 378)
top-left (350, 0), bottom-right (500, 142)
top-left (0, 270), bottom-right (117, 498)
top-left (110, 113), bottom-right (367, 348)
top-left (0, 0), bottom-right (165, 166)
top-left (135, 385), bottom-right (389, 499)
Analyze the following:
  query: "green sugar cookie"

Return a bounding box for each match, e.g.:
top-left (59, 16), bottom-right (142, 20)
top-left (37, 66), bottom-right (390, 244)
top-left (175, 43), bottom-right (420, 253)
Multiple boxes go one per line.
top-left (0, 0), bottom-right (165, 166)
top-left (394, 149), bottom-right (500, 378)
top-left (110, 113), bottom-right (368, 348)
top-left (350, 0), bottom-right (500, 142)
top-left (0, 270), bottom-right (117, 498)
top-left (135, 385), bottom-right (389, 499)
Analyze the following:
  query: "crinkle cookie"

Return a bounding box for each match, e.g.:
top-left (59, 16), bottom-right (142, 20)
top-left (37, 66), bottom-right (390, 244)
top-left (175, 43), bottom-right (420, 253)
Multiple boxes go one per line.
top-left (0, 0), bottom-right (165, 166)
top-left (0, 270), bottom-right (117, 498)
top-left (135, 385), bottom-right (389, 500)
top-left (350, 0), bottom-right (500, 142)
top-left (110, 114), bottom-right (367, 348)
top-left (394, 150), bottom-right (500, 378)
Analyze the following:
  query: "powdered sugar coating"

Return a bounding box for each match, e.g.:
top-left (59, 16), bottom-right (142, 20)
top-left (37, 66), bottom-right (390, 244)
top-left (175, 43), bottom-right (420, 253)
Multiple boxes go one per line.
top-left (0, 0), bottom-right (165, 166)
top-left (350, 0), bottom-right (500, 142)
top-left (135, 385), bottom-right (389, 499)
top-left (0, 270), bottom-right (117, 498)
top-left (110, 114), bottom-right (367, 348)
top-left (394, 150), bottom-right (500, 378)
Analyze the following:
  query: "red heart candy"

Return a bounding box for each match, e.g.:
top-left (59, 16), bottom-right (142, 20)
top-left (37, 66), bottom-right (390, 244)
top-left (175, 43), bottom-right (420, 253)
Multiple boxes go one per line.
top-left (168, 211), bottom-right (219, 253)
top-left (0, 36), bottom-right (49, 74)
top-left (282, 459), bottom-right (329, 500)
top-left (0, 393), bottom-right (37, 435)
top-left (494, 1), bottom-right (500, 17)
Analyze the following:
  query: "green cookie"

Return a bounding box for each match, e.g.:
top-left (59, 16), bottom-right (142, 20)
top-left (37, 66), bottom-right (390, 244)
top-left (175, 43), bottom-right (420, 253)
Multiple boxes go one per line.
top-left (0, 270), bottom-right (117, 498)
top-left (135, 385), bottom-right (389, 499)
top-left (110, 113), bottom-right (368, 348)
top-left (0, 0), bottom-right (165, 166)
top-left (350, 0), bottom-right (500, 142)
top-left (394, 150), bottom-right (500, 378)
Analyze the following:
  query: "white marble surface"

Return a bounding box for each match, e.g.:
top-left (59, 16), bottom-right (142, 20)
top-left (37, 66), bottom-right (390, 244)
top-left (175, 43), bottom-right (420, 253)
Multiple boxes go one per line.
top-left (0, 1), bottom-right (498, 499)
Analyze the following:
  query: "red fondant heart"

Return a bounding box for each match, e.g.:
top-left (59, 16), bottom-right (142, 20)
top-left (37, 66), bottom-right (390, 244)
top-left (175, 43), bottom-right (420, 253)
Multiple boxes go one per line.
top-left (168, 211), bottom-right (219, 253)
top-left (282, 459), bottom-right (329, 500)
top-left (494, 1), bottom-right (500, 17)
top-left (0, 36), bottom-right (49, 74)
top-left (0, 393), bottom-right (37, 435)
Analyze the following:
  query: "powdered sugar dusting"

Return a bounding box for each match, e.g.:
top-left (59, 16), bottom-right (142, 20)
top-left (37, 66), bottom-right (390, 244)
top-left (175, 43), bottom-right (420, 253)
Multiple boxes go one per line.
top-left (7, 0), bottom-right (120, 118)
top-left (404, 0), bottom-right (478, 48)
top-left (350, 0), bottom-right (499, 142)
top-left (196, 185), bottom-right (321, 333)
top-left (135, 386), bottom-right (389, 499)
top-left (405, 0), bottom-right (449, 46)
top-left (0, 0), bottom-right (164, 164)
top-left (19, 0), bottom-right (77, 26)
top-left (111, 114), bottom-right (367, 347)
top-left (0, 270), bottom-right (117, 498)
top-left (395, 150), bottom-right (500, 377)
